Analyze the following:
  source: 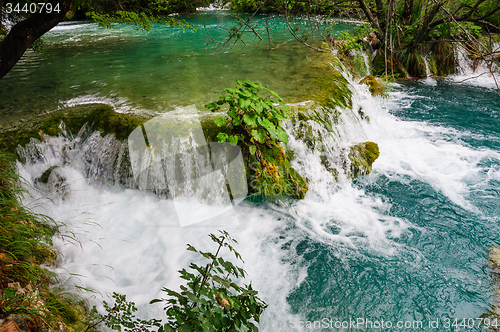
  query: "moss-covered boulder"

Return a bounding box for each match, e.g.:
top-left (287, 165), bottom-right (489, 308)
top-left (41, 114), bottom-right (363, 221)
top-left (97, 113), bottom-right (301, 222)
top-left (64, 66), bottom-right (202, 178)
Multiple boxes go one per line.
top-left (359, 75), bottom-right (387, 97)
top-left (347, 141), bottom-right (380, 178)
top-left (431, 40), bottom-right (457, 76)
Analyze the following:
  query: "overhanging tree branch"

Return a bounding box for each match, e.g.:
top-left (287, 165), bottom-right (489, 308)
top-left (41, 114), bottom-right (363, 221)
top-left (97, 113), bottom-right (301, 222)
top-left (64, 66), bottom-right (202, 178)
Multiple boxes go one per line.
top-left (356, 0), bottom-right (384, 42)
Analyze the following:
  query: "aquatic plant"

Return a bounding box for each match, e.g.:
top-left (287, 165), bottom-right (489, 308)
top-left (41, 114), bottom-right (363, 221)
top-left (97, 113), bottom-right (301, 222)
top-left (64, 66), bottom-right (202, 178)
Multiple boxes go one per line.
top-left (206, 79), bottom-right (308, 199)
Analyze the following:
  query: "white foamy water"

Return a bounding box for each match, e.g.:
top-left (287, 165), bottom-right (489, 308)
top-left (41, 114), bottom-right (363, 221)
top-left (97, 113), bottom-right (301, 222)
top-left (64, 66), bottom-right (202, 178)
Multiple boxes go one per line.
top-left (448, 44), bottom-right (500, 90)
top-left (15, 67), bottom-right (500, 330)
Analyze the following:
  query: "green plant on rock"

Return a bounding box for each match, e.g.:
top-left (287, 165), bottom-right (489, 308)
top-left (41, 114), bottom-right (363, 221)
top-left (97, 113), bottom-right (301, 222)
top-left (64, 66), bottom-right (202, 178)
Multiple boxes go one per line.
top-left (0, 288), bottom-right (47, 325)
top-left (347, 141), bottom-right (380, 178)
top-left (205, 79), bottom-right (291, 159)
top-left (91, 231), bottom-right (267, 332)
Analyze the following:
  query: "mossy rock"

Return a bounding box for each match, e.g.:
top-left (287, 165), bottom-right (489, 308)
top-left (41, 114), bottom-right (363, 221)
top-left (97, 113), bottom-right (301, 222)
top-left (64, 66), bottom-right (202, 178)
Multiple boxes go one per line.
top-left (244, 142), bottom-right (308, 200)
top-left (33, 244), bottom-right (57, 266)
top-left (489, 246), bottom-right (500, 271)
top-left (348, 141), bottom-right (380, 178)
top-left (359, 75), bottom-right (386, 97)
top-left (43, 291), bottom-right (92, 331)
top-left (0, 104), bottom-right (150, 155)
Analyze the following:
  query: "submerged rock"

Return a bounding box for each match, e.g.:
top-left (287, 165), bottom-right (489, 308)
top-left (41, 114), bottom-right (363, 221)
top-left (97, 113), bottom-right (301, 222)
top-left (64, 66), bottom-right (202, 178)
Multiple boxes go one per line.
top-left (34, 166), bottom-right (59, 184)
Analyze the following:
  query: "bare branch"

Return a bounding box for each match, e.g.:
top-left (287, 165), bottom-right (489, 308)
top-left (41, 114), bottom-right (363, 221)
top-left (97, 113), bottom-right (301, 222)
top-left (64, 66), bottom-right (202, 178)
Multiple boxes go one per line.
top-left (284, 0), bottom-right (325, 52)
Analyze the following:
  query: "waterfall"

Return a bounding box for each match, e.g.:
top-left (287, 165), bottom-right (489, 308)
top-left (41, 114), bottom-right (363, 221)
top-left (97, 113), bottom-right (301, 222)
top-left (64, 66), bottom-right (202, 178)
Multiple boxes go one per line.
top-left (422, 56), bottom-right (436, 85)
top-left (423, 57), bottom-right (431, 77)
top-left (362, 52), bottom-right (371, 75)
top-left (16, 61), bottom-right (500, 331)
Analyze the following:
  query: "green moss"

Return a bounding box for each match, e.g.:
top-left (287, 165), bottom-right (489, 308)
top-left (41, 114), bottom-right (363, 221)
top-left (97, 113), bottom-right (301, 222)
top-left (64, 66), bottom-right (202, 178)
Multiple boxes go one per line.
top-left (348, 141), bottom-right (380, 178)
top-left (244, 142), bottom-right (308, 200)
top-left (359, 75), bottom-right (387, 97)
top-left (43, 291), bottom-right (94, 331)
top-left (311, 58), bottom-right (353, 110)
top-left (0, 104), bottom-right (150, 156)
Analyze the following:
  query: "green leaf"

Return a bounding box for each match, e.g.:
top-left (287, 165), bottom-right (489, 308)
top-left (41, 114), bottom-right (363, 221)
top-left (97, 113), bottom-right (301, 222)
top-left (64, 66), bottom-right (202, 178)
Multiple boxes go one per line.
top-left (178, 324), bottom-right (193, 332)
top-left (243, 114), bottom-right (258, 127)
top-left (276, 128), bottom-right (289, 143)
top-left (217, 133), bottom-right (229, 142)
top-left (228, 135), bottom-right (239, 146)
top-left (237, 89), bottom-right (253, 98)
top-left (149, 299), bottom-right (163, 304)
top-left (260, 118), bottom-right (277, 139)
top-left (225, 88), bottom-right (239, 94)
top-left (162, 325), bottom-right (175, 332)
top-left (205, 102), bottom-right (217, 110)
top-left (238, 98), bottom-right (251, 109)
top-left (254, 103), bottom-right (263, 114)
top-left (186, 293), bottom-right (200, 303)
top-left (251, 129), bottom-right (266, 143)
top-left (249, 145), bottom-right (257, 155)
top-left (214, 116), bottom-right (227, 127)
top-left (228, 109), bottom-right (237, 120)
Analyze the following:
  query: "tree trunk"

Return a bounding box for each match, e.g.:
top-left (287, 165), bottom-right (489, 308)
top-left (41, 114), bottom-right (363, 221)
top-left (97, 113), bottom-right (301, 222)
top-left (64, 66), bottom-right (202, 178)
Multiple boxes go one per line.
top-left (407, 2), bottom-right (441, 50)
top-left (0, 0), bottom-right (72, 79)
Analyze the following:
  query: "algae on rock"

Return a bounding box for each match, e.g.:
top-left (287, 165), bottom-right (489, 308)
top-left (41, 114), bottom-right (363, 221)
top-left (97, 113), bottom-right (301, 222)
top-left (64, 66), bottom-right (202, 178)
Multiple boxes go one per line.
top-left (359, 75), bottom-right (388, 97)
top-left (0, 104), bottom-right (150, 156)
top-left (347, 141), bottom-right (380, 178)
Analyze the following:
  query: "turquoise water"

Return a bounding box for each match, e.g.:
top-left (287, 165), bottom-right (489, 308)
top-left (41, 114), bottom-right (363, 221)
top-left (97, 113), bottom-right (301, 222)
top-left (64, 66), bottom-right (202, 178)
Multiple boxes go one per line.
top-left (5, 11), bottom-right (500, 332)
top-left (284, 81), bottom-right (500, 330)
top-left (0, 11), bottom-right (357, 128)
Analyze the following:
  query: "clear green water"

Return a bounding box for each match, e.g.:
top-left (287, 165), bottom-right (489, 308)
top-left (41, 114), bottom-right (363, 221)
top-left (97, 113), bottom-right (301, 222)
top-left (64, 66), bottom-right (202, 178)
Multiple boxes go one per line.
top-left (4, 11), bottom-right (500, 332)
top-left (0, 11), bottom-right (356, 128)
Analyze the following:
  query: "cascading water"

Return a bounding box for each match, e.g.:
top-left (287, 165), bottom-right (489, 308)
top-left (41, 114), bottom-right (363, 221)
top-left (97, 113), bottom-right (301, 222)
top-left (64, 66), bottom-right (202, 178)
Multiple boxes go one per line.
top-left (362, 52), bottom-right (371, 76)
top-left (5, 14), bottom-right (500, 332)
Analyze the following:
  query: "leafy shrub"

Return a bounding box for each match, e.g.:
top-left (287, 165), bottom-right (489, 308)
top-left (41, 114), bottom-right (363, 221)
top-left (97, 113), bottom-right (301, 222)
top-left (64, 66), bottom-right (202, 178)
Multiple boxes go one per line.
top-left (205, 79), bottom-right (291, 158)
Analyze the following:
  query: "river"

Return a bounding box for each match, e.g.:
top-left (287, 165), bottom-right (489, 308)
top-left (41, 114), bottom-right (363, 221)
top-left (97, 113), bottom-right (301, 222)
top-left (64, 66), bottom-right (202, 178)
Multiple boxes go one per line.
top-left (2, 10), bottom-right (500, 332)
